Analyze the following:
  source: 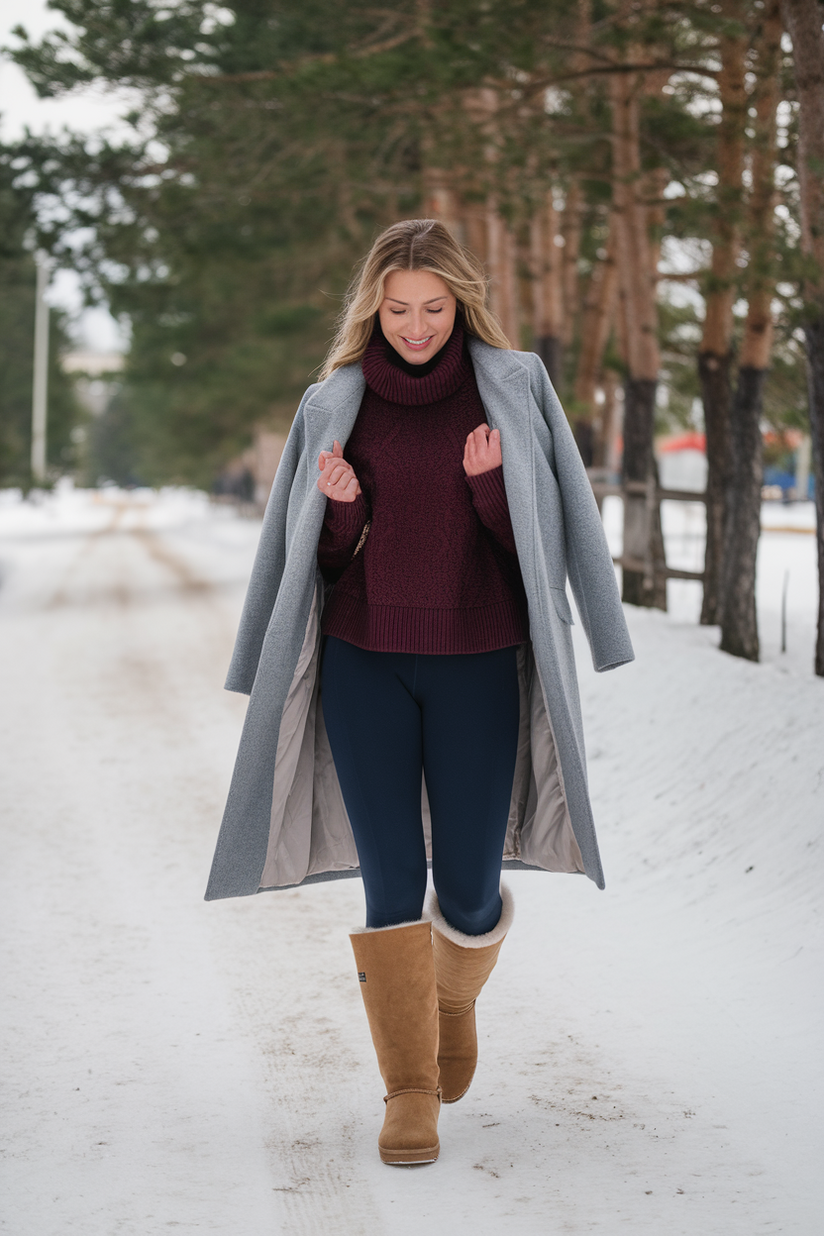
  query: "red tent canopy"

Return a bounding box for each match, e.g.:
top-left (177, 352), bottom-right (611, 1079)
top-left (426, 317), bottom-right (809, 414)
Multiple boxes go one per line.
top-left (658, 432), bottom-right (706, 454)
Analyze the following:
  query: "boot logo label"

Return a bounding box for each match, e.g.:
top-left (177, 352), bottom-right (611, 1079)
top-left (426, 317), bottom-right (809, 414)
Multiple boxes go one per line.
top-left (358, 971), bottom-right (366, 982)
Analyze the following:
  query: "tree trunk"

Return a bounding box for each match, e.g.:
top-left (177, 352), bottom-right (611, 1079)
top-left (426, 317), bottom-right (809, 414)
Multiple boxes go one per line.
top-left (610, 59), bottom-right (666, 609)
top-left (464, 202), bottom-right (488, 265)
top-left (460, 87), bottom-right (521, 346)
top-left (622, 377), bottom-right (668, 609)
top-left (720, 0), bottom-right (781, 662)
top-left (699, 351), bottom-right (734, 625)
top-left (780, 0), bottom-right (824, 676)
top-left (574, 212), bottom-right (619, 420)
top-left (486, 201), bottom-right (520, 347)
top-left (535, 333), bottom-right (564, 390)
top-left (529, 193), bottom-right (564, 387)
top-left (422, 175), bottom-right (464, 242)
top-left (699, 0), bottom-right (747, 625)
top-left (720, 367), bottom-right (766, 658)
top-left (644, 165), bottom-right (670, 283)
top-left (806, 319), bottom-right (824, 676)
top-left (561, 179), bottom-right (582, 349)
top-left (600, 368), bottom-right (622, 474)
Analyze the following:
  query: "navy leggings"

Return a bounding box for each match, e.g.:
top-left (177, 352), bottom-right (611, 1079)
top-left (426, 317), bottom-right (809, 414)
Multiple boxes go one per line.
top-left (320, 635), bottom-right (521, 935)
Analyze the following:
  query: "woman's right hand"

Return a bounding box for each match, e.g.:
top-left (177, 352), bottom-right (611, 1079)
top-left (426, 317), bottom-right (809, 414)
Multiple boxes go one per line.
top-left (317, 439), bottom-right (362, 502)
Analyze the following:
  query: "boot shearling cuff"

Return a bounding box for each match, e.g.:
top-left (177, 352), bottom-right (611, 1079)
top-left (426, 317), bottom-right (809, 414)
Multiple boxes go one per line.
top-left (424, 883), bottom-right (513, 948)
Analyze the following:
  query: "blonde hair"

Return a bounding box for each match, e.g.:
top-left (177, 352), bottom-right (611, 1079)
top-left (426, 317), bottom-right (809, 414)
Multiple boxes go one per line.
top-left (319, 218), bottom-right (511, 379)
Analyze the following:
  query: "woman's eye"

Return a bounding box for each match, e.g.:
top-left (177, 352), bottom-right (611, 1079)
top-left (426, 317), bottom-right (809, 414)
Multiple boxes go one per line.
top-left (428, 308), bottom-right (443, 314)
top-left (390, 309), bottom-right (405, 315)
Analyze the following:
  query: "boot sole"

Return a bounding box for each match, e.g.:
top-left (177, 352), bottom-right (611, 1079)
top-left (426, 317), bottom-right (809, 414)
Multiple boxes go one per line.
top-left (379, 1144), bottom-right (440, 1165)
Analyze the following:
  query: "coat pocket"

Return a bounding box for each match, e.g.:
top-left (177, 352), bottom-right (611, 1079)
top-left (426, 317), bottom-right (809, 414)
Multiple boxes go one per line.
top-left (550, 586), bottom-right (574, 625)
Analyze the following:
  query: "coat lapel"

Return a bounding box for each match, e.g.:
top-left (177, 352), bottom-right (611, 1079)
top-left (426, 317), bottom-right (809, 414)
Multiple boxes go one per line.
top-left (467, 338), bottom-right (531, 437)
top-left (467, 340), bottom-right (537, 559)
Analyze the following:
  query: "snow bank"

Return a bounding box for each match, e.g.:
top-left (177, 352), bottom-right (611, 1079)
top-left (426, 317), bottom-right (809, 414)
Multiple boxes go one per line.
top-left (0, 487), bottom-right (821, 1235)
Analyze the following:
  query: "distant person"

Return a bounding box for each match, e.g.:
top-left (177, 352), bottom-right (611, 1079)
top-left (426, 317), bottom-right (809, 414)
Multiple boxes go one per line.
top-left (237, 466), bottom-right (255, 505)
top-left (205, 219), bottom-right (634, 1166)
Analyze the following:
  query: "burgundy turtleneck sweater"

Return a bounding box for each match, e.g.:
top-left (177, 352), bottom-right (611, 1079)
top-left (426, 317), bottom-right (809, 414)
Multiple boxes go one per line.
top-left (317, 322), bottom-right (529, 654)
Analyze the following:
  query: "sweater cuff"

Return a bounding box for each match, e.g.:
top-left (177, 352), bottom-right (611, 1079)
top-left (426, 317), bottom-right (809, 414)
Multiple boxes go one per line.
top-left (323, 490), bottom-right (368, 535)
top-left (465, 465), bottom-right (517, 555)
top-left (465, 463), bottom-right (506, 507)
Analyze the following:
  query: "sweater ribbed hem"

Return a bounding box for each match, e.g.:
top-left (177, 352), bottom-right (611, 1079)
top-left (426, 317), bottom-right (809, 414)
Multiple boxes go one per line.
top-left (321, 592), bottom-right (529, 654)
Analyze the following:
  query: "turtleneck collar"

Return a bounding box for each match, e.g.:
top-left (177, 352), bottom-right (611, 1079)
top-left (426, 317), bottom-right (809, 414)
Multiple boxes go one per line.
top-left (361, 319), bottom-right (470, 406)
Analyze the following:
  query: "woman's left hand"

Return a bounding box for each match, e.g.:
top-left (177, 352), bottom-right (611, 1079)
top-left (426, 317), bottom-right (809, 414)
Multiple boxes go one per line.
top-left (463, 423), bottom-right (502, 476)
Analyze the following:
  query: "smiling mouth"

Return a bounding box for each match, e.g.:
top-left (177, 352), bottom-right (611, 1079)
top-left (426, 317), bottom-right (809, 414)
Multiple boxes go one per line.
top-left (402, 336), bottom-right (434, 347)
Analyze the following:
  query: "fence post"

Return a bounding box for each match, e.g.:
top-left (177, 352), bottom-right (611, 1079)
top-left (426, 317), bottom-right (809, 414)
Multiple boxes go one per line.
top-left (31, 251), bottom-right (51, 484)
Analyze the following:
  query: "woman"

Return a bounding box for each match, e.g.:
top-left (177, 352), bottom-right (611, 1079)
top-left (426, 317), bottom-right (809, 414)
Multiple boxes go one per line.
top-left (205, 219), bottom-right (634, 1167)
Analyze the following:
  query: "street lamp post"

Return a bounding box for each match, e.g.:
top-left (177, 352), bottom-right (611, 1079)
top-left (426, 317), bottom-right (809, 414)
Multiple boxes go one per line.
top-left (31, 251), bottom-right (51, 484)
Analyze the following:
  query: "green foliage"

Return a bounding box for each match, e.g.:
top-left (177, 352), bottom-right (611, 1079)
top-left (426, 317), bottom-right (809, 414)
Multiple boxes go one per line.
top-left (3, 0), bottom-right (814, 484)
top-left (657, 294), bottom-right (704, 434)
top-left (0, 150), bottom-right (83, 488)
top-left (83, 388), bottom-right (143, 488)
top-left (762, 334), bottom-right (810, 436)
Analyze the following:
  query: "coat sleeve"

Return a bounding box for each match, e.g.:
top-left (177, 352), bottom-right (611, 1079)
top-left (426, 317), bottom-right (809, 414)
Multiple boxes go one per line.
top-left (224, 392), bottom-right (313, 695)
top-left (527, 355), bottom-right (635, 673)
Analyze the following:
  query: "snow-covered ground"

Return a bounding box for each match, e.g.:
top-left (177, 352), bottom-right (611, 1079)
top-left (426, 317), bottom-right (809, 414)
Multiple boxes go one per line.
top-left (1, 483), bottom-right (821, 1235)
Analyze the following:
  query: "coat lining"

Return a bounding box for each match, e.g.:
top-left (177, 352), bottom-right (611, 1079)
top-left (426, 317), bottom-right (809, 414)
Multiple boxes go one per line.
top-left (258, 578), bottom-right (582, 892)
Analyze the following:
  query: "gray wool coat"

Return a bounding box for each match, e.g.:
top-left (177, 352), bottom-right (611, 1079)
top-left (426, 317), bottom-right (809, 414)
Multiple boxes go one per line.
top-left (204, 339), bottom-right (634, 902)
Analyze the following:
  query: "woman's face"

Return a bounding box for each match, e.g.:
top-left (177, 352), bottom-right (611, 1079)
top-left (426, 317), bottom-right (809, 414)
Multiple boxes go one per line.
top-left (378, 269), bottom-right (457, 364)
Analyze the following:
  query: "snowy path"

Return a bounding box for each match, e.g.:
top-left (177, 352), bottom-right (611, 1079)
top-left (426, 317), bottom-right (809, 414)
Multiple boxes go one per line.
top-left (1, 488), bottom-right (821, 1235)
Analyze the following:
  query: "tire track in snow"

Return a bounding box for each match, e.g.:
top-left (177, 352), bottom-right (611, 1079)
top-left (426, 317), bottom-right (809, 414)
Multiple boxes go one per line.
top-left (1, 507), bottom-right (285, 1234)
top-left (10, 501), bottom-right (386, 1233)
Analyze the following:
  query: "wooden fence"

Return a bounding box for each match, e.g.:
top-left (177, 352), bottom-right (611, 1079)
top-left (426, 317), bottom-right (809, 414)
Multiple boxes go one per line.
top-left (587, 470), bottom-right (707, 586)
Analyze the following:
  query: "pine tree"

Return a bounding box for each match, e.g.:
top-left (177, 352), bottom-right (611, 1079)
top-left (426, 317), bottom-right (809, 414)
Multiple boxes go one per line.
top-left (0, 149), bottom-right (82, 487)
top-left (779, 0), bottom-right (824, 677)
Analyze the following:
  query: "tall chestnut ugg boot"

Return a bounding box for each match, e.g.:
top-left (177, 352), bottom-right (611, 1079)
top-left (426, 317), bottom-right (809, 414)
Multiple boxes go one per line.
top-left (349, 919), bottom-right (441, 1165)
top-left (425, 885), bottom-right (514, 1103)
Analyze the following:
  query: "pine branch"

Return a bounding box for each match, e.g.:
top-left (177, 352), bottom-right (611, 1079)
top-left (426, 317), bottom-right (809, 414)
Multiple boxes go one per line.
top-left (199, 29), bottom-right (418, 86)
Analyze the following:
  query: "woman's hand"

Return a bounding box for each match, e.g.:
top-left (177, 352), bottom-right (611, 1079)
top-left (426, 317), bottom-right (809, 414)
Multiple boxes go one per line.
top-left (317, 439), bottom-right (362, 502)
top-left (463, 423), bottom-right (502, 477)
